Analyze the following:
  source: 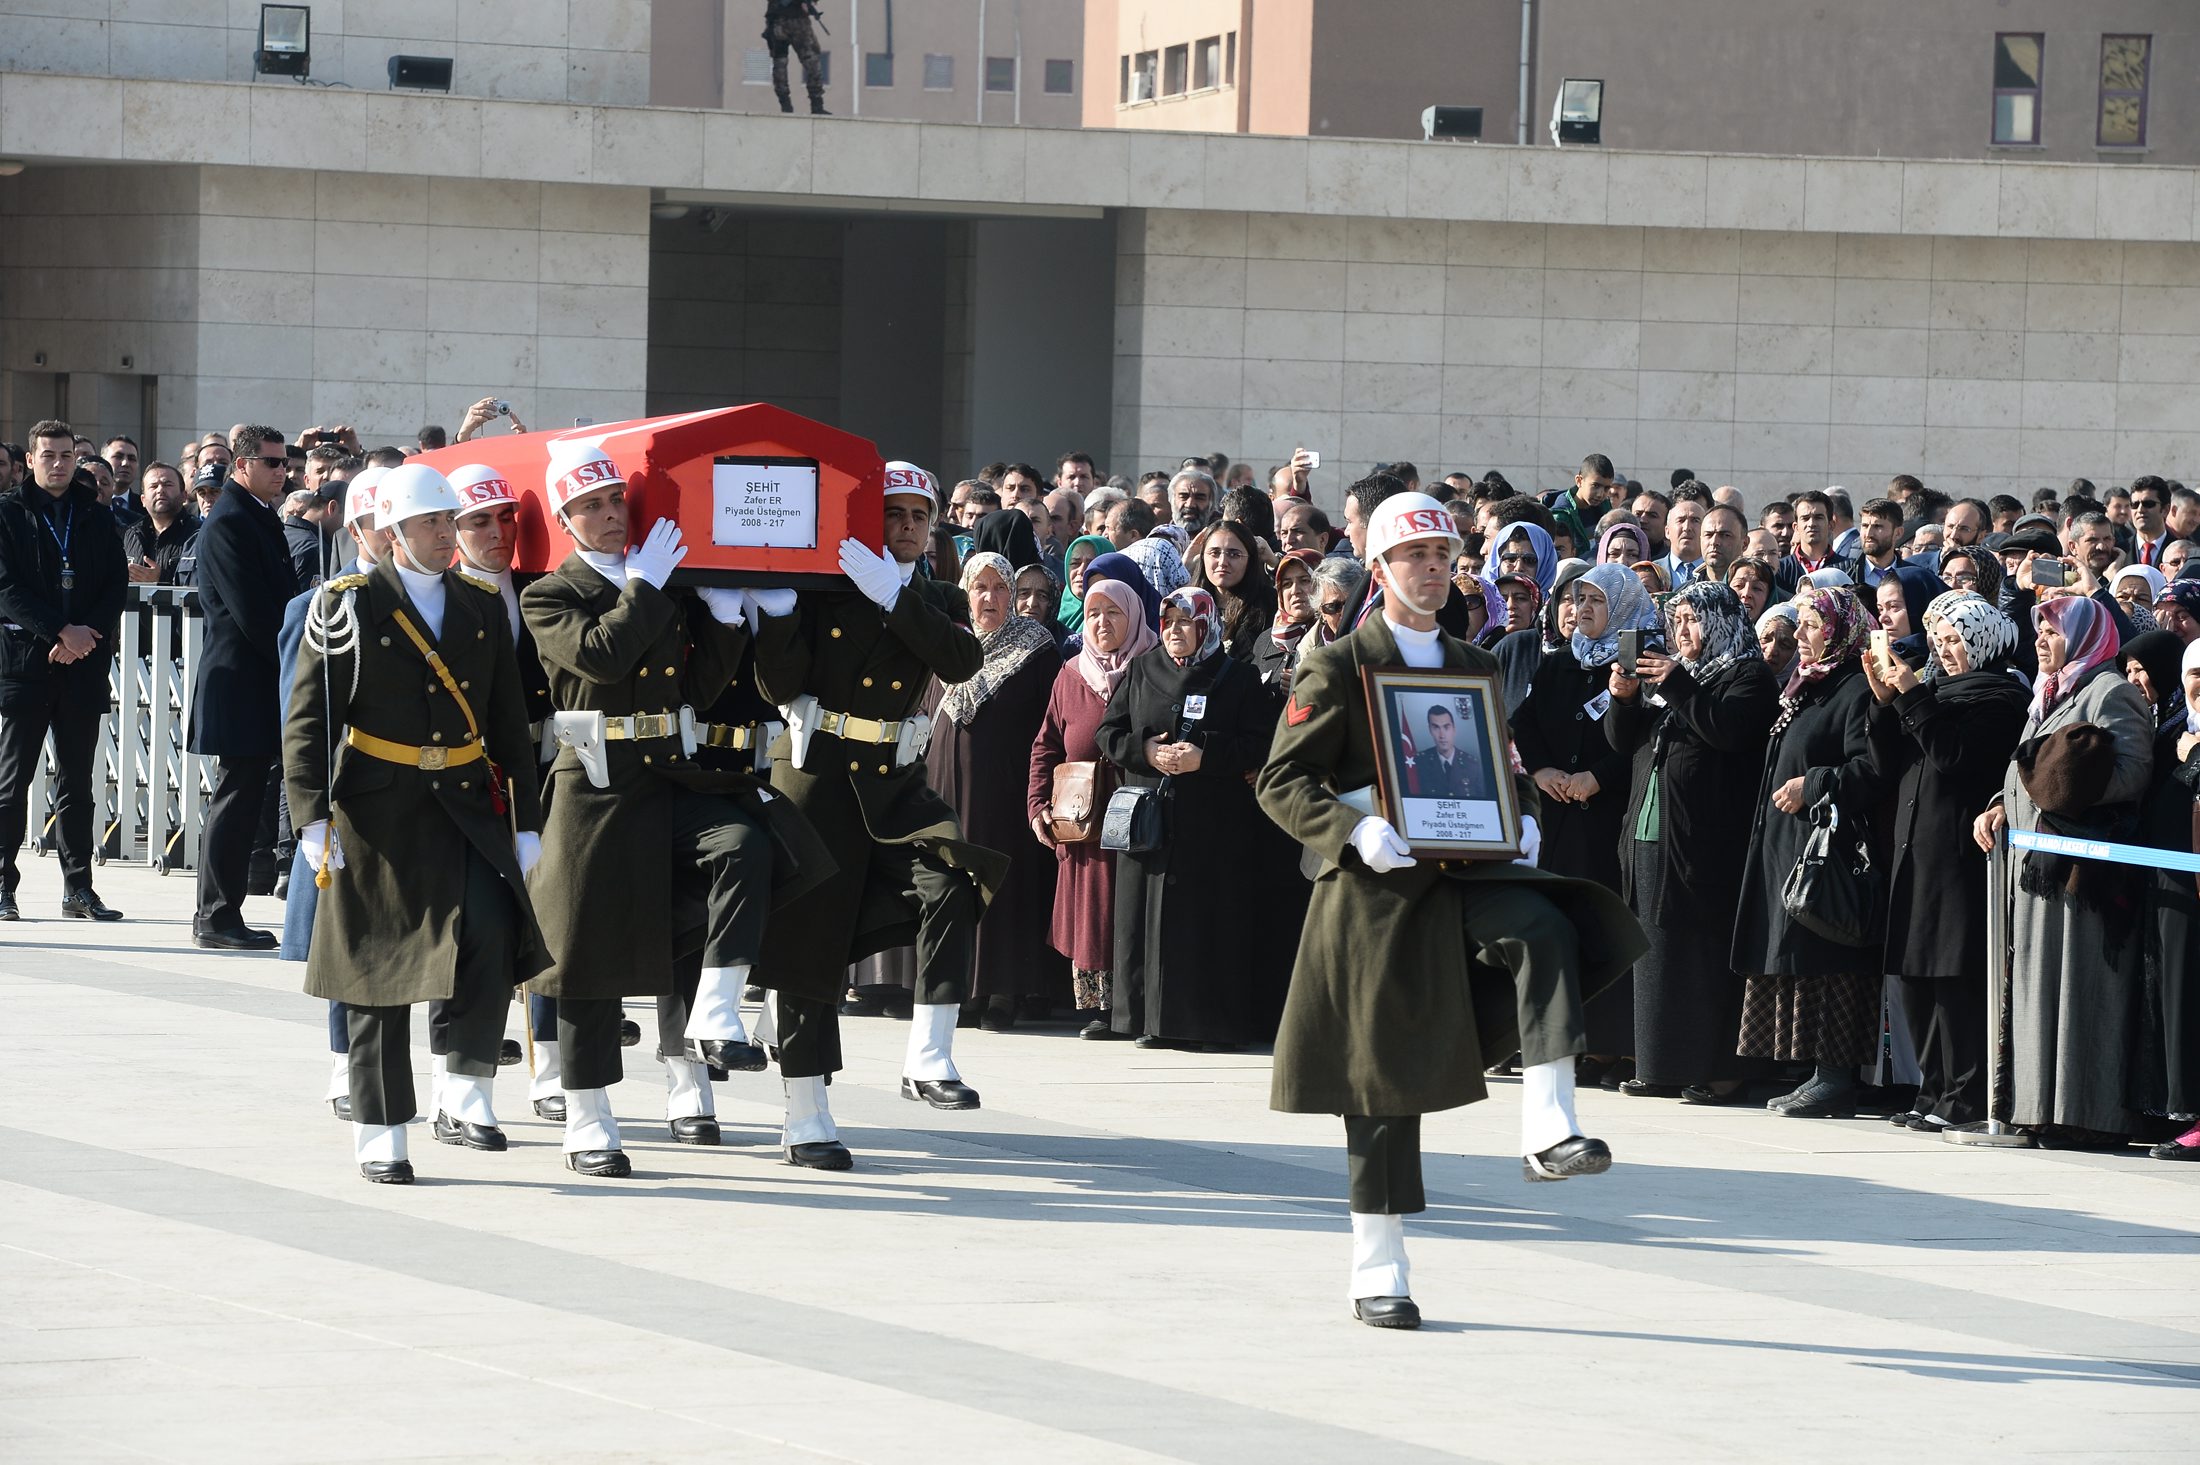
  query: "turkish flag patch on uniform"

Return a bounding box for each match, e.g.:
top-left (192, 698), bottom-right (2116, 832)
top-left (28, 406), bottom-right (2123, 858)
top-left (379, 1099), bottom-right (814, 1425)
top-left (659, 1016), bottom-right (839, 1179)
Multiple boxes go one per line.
top-left (1286, 695), bottom-right (1314, 726)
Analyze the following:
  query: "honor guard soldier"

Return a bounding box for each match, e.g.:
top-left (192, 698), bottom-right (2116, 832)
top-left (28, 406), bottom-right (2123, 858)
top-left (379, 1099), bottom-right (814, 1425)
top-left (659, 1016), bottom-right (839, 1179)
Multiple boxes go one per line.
top-left (1257, 490), bottom-right (1647, 1328)
top-left (285, 463), bottom-right (553, 1183)
top-left (751, 461), bottom-right (1008, 1169)
top-left (522, 442), bottom-right (827, 1177)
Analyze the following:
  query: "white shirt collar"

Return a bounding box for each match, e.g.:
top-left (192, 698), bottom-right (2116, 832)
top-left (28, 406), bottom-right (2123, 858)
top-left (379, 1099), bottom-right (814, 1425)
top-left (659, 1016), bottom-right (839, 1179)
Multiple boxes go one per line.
top-left (577, 548), bottom-right (628, 585)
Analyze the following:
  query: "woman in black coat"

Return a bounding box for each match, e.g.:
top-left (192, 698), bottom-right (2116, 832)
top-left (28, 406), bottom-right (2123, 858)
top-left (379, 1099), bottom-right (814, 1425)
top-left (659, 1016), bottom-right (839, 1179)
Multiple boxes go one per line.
top-left (1731, 585), bottom-right (1889, 1118)
top-left (1607, 582), bottom-right (1780, 1100)
top-left (1861, 590), bottom-right (2030, 1130)
top-left (2138, 637), bottom-right (2200, 1161)
top-left (1096, 587), bottom-right (1282, 1049)
top-left (1514, 563), bottom-right (1658, 1066)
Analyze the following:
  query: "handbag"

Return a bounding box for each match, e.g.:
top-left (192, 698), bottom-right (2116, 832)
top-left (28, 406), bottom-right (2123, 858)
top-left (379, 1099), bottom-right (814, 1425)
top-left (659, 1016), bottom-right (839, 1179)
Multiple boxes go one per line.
top-left (1780, 795), bottom-right (1882, 948)
top-left (1099, 778), bottom-right (1169, 853)
top-left (1049, 760), bottom-right (1115, 845)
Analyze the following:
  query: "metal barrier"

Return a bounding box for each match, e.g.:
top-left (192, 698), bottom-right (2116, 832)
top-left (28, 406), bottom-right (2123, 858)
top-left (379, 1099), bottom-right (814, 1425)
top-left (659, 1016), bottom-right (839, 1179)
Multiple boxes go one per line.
top-left (15, 586), bottom-right (211, 874)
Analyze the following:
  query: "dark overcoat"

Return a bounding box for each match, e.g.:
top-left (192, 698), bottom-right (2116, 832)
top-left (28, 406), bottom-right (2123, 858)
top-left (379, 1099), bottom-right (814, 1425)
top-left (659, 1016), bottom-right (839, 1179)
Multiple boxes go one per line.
top-left (1514, 648), bottom-right (1633, 890)
top-left (1258, 615), bottom-right (1647, 1117)
top-left (190, 482), bottom-right (294, 757)
top-left (283, 559), bottom-right (549, 1006)
top-left (751, 577), bottom-right (1008, 1002)
top-left (0, 478), bottom-right (126, 719)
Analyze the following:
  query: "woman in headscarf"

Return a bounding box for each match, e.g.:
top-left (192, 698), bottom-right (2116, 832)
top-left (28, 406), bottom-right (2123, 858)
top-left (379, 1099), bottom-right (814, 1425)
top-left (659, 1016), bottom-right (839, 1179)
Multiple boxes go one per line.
top-left (1464, 571), bottom-right (1510, 649)
top-left (1123, 535), bottom-right (1190, 600)
top-left (2138, 638), bottom-right (2200, 1161)
top-left (920, 552), bottom-right (1067, 1031)
top-left (1973, 594), bottom-right (2154, 1147)
top-left (1255, 548), bottom-right (1323, 690)
top-left (1598, 521), bottom-right (1649, 566)
top-left (1937, 544), bottom-right (2004, 607)
top-left (1871, 563), bottom-right (1950, 666)
top-left (1097, 587), bottom-right (1293, 1049)
top-left (2120, 629), bottom-right (2189, 732)
top-left (1188, 519), bottom-right (1277, 663)
top-left (1607, 581), bottom-right (1781, 1101)
top-left (1012, 559), bottom-right (1070, 655)
top-left (1029, 575), bottom-right (1157, 1038)
top-left (2113, 565), bottom-right (2166, 635)
top-left (1490, 521), bottom-right (1558, 599)
top-left (1080, 548), bottom-right (1161, 634)
top-left (1861, 590), bottom-right (2029, 1132)
top-left (971, 505), bottom-right (1045, 570)
top-left (1515, 563), bottom-right (1661, 1080)
top-left (1757, 603), bottom-right (1800, 682)
top-left (2155, 578), bottom-right (2200, 643)
top-left (1058, 533), bottom-right (1112, 634)
top-left (1731, 585), bottom-right (1889, 1118)
top-left (1495, 558), bottom-right (1587, 718)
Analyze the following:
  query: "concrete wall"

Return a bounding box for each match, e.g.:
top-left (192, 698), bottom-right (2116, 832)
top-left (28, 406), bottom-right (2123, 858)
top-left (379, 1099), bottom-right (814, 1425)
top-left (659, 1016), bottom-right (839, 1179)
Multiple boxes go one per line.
top-left (648, 210), bottom-right (845, 425)
top-left (0, 162), bottom-right (649, 450)
top-left (1113, 206), bottom-right (2200, 505)
top-left (969, 216), bottom-right (1116, 471)
top-left (1308, 0), bottom-right (1518, 143)
top-left (0, 0), bottom-right (651, 105)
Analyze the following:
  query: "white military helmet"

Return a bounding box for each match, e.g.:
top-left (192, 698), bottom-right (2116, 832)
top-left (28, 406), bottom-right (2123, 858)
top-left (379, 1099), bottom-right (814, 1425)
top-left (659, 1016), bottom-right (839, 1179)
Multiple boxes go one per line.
top-left (343, 465), bottom-right (387, 528)
top-left (882, 460), bottom-right (938, 507)
top-left (375, 462), bottom-right (462, 527)
top-left (546, 441), bottom-right (623, 516)
top-left (448, 462), bottom-right (519, 515)
top-left (1364, 491), bottom-right (1464, 563)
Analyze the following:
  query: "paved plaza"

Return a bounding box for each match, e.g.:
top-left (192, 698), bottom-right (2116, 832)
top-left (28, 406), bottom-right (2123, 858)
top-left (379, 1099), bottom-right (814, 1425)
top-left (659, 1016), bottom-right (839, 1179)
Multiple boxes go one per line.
top-left (1, 854), bottom-right (2196, 1464)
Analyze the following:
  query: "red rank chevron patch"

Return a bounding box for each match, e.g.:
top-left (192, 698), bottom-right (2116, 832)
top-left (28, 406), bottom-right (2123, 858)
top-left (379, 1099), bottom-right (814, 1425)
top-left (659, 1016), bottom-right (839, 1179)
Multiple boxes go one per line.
top-left (1286, 695), bottom-right (1313, 726)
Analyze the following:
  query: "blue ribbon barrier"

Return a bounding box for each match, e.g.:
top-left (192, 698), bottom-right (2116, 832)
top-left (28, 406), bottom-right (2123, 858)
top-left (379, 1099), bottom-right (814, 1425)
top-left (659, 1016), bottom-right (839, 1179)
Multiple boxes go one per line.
top-left (2009, 827), bottom-right (2200, 875)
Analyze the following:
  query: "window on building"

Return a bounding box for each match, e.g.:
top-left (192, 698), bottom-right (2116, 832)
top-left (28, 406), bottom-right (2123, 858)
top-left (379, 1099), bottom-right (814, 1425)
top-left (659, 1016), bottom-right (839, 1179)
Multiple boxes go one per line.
top-left (1044, 58), bottom-right (1073, 94)
top-left (865, 51), bottom-right (893, 88)
top-left (1225, 31), bottom-right (1237, 84)
top-left (1163, 43), bottom-right (1188, 96)
top-left (1194, 36), bottom-right (1221, 90)
top-left (923, 53), bottom-right (953, 90)
top-left (1990, 33), bottom-right (2042, 145)
top-left (985, 56), bottom-right (1015, 92)
top-left (2098, 34), bottom-right (2152, 147)
top-left (741, 49), bottom-right (772, 86)
top-left (1129, 50), bottom-right (1157, 103)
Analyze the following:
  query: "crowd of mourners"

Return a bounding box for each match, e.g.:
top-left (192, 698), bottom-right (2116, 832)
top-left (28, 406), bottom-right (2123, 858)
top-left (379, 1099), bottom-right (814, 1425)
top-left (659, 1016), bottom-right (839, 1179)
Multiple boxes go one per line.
top-left (16, 422), bottom-right (2200, 1160)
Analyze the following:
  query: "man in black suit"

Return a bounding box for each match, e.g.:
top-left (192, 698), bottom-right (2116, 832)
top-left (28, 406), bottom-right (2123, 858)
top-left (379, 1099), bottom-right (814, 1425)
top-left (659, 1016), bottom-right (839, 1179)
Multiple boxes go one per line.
top-left (191, 425), bottom-right (295, 949)
top-left (1410, 703), bottom-right (1488, 801)
top-left (0, 420), bottom-right (128, 921)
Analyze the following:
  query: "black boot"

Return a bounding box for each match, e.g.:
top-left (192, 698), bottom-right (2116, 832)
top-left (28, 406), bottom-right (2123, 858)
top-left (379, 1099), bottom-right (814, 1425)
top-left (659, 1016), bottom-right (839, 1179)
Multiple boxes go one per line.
top-left (808, 90), bottom-right (829, 115)
top-left (775, 88), bottom-right (794, 114)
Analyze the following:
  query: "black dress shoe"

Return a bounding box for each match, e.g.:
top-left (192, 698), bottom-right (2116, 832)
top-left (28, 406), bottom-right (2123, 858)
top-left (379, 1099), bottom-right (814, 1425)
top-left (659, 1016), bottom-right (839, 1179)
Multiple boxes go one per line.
top-left (565, 1149), bottom-right (632, 1177)
top-left (1680, 1083), bottom-right (1749, 1106)
top-left (1353, 1296), bottom-right (1421, 1330)
top-left (498, 1039), bottom-right (524, 1066)
top-left (1618, 1078), bottom-right (1684, 1098)
top-left (694, 1038), bottom-right (768, 1072)
top-left (1080, 1018), bottom-right (1127, 1040)
top-left (433, 1112), bottom-right (508, 1151)
top-left (618, 1019), bottom-right (641, 1047)
top-left (533, 1095), bottom-right (567, 1122)
top-left (670, 1115), bottom-right (722, 1145)
top-left (785, 1140), bottom-right (854, 1170)
top-left (839, 987), bottom-right (887, 1017)
top-left (194, 926), bottom-right (277, 951)
top-left (1775, 1087), bottom-right (1858, 1120)
top-left (331, 1097), bottom-right (353, 1121)
top-left (1485, 1053), bottom-right (1520, 1076)
top-left (360, 1160), bottom-right (415, 1184)
top-left (60, 889), bottom-right (123, 921)
top-left (1523, 1135), bottom-right (1614, 1182)
top-left (901, 1076), bottom-right (981, 1110)
top-left (0, 892), bottom-right (18, 921)
top-left (1889, 1109), bottom-right (1925, 1126)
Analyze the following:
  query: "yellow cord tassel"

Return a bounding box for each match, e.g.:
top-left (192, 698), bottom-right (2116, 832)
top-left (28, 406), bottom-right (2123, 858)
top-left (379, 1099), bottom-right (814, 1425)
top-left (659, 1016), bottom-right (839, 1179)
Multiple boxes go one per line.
top-left (315, 841), bottom-right (333, 889)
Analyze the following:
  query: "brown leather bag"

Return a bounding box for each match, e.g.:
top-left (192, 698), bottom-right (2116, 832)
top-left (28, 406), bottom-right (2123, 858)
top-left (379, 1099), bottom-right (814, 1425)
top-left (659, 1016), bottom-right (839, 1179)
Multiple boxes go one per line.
top-left (1049, 760), bottom-right (1114, 845)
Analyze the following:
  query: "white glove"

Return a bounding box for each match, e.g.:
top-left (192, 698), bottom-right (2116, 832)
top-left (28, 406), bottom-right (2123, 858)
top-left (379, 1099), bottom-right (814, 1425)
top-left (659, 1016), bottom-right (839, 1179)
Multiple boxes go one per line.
top-left (514, 831), bottom-right (542, 878)
top-left (1349, 815), bottom-right (1417, 873)
top-left (697, 587), bottom-right (748, 627)
top-left (299, 819), bottom-right (345, 873)
top-left (749, 587), bottom-right (798, 619)
top-left (627, 518), bottom-right (688, 589)
top-left (1515, 814), bottom-right (1542, 867)
top-left (837, 537), bottom-right (903, 610)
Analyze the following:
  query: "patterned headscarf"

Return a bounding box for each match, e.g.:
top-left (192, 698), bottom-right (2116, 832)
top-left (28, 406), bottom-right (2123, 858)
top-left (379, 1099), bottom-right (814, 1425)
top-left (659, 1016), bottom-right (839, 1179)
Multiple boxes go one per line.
top-left (940, 554), bottom-right (1057, 725)
top-left (1270, 549), bottom-right (1324, 659)
top-left (1058, 533), bottom-right (1113, 632)
top-left (1772, 585), bottom-right (1876, 736)
top-left (2159, 576), bottom-right (2200, 634)
top-left (1493, 521), bottom-right (1559, 595)
top-left (1467, 571), bottom-right (1510, 646)
top-left (1074, 576), bottom-right (1158, 699)
top-left (1569, 562), bottom-right (1660, 669)
top-left (1160, 586), bottom-right (1223, 667)
top-left (1150, 523), bottom-right (1192, 555)
top-left (2114, 565), bottom-right (2165, 635)
top-left (1125, 536), bottom-right (1190, 598)
top-left (1664, 580), bottom-right (1761, 679)
top-left (2028, 594), bottom-right (2121, 725)
top-left (1920, 590), bottom-right (2017, 680)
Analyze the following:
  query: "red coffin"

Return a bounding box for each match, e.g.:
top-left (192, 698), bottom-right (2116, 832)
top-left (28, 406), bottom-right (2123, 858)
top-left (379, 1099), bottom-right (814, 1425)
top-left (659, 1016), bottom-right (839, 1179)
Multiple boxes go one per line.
top-left (413, 404), bottom-right (884, 586)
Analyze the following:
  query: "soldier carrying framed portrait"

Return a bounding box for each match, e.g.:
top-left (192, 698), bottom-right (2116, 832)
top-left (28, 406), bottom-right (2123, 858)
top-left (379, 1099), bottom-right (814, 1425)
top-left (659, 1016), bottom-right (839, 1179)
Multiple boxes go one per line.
top-left (1361, 665), bottom-right (1522, 859)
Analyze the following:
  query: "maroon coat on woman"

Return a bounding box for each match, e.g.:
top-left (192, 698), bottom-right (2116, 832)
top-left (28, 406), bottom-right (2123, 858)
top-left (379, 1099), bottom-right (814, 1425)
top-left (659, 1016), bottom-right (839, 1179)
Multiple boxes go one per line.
top-left (1028, 662), bottom-right (1119, 972)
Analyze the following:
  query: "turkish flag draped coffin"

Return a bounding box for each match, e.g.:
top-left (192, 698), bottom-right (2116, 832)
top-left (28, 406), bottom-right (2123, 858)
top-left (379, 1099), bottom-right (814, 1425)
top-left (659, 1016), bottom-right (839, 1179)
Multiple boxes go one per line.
top-left (413, 404), bottom-right (885, 586)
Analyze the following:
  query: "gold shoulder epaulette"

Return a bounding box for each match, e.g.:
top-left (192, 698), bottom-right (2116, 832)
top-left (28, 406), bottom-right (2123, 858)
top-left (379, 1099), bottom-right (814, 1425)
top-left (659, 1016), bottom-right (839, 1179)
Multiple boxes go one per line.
top-left (455, 571), bottom-right (500, 596)
top-left (323, 573), bottom-right (368, 593)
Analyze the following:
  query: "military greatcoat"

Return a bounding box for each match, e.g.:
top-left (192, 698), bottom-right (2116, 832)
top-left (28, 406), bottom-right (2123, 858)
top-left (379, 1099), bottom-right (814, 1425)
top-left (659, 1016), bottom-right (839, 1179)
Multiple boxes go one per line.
top-left (283, 557), bottom-right (550, 1007)
top-left (521, 554), bottom-right (832, 1000)
top-left (751, 577), bottom-right (1010, 1002)
top-left (1257, 614), bottom-right (1647, 1119)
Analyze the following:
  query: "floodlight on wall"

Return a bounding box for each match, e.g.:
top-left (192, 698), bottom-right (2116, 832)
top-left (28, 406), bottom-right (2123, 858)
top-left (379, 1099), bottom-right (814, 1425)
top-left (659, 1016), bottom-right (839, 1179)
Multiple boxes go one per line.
top-left (1550, 78), bottom-right (1603, 146)
top-left (388, 55), bottom-right (454, 92)
top-left (1420, 105), bottom-right (1484, 142)
top-left (255, 4), bottom-right (311, 78)
top-left (0, 159), bottom-right (26, 178)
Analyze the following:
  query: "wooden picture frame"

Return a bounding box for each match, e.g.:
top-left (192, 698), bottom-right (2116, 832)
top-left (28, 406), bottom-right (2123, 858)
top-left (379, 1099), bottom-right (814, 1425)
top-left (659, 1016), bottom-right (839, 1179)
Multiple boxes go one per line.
top-left (1360, 666), bottom-right (1522, 860)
